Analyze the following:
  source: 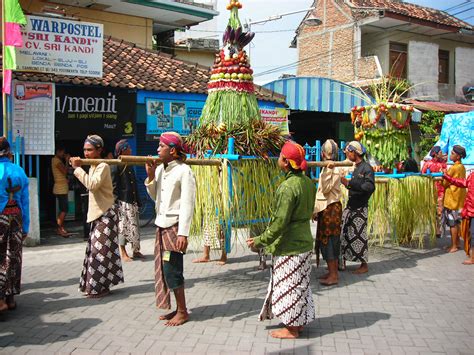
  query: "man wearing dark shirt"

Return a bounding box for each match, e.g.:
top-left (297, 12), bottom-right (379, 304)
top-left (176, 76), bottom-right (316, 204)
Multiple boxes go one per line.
top-left (340, 141), bottom-right (375, 274)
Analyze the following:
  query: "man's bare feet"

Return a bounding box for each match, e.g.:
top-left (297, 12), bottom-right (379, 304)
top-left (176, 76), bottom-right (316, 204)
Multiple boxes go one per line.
top-left (462, 259), bottom-right (474, 265)
top-left (165, 310), bottom-right (189, 326)
top-left (447, 247), bottom-right (459, 253)
top-left (192, 257), bottom-right (210, 263)
top-left (159, 310), bottom-right (177, 320)
top-left (319, 277), bottom-right (338, 286)
top-left (270, 327), bottom-right (299, 339)
top-left (318, 273), bottom-right (330, 280)
top-left (216, 253), bottom-right (227, 266)
top-left (0, 300), bottom-right (8, 312)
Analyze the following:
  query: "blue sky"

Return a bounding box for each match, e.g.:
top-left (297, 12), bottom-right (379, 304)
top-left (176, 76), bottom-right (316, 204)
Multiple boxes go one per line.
top-left (192, 0), bottom-right (473, 85)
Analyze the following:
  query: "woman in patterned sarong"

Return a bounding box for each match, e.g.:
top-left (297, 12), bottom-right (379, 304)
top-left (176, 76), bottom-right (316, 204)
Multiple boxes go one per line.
top-left (340, 141), bottom-right (375, 274)
top-left (0, 137), bottom-right (29, 312)
top-left (247, 141), bottom-right (316, 339)
top-left (313, 139), bottom-right (343, 285)
top-left (70, 135), bottom-right (124, 298)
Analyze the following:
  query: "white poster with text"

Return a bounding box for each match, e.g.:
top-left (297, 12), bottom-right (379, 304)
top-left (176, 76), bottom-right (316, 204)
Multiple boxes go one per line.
top-left (16, 15), bottom-right (103, 78)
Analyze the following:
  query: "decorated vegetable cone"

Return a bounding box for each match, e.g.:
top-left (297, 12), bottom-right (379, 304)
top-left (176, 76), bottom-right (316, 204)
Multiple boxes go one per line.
top-left (186, 0), bottom-right (284, 157)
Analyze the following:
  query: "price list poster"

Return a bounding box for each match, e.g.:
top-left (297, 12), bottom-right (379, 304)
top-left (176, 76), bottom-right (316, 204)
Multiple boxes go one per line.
top-left (12, 81), bottom-right (55, 155)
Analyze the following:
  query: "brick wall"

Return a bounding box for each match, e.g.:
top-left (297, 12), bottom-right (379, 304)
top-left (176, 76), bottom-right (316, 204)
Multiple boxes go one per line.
top-left (297, 0), bottom-right (357, 82)
top-left (357, 56), bottom-right (380, 80)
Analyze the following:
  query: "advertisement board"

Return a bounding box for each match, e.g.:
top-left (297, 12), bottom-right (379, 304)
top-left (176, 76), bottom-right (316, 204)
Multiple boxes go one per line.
top-left (145, 98), bottom-right (204, 140)
top-left (12, 81), bottom-right (55, 155)
top-left (16, 15), bottom-right (103, 77)
top-left (259, 107), bottom-right (290, 136)
top-left (55, 86), bottom-right (136, 140)
top-left (145, 96), bottom-right (289, 140)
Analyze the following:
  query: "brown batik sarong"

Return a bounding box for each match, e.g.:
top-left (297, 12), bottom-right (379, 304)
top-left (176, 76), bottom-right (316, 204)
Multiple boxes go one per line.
top-left (259, 252), bottom-right (315, 327)
top-left (0, 200), bottom-right (23, 299)
top-left (79, 205), bottom-right (124, 295)
top-left (154, 223), bottom-right (182, 309)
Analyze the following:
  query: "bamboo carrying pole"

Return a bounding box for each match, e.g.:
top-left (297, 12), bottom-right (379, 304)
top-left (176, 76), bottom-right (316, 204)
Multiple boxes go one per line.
top-left (307, 161), bottom-right (354, 168)
top-left (77, 156), bottom-right (222, 166)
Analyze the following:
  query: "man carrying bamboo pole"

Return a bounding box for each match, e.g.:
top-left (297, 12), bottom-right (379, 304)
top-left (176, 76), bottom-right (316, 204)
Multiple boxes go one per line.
top-left (145, 132), bottom-right (196, 326)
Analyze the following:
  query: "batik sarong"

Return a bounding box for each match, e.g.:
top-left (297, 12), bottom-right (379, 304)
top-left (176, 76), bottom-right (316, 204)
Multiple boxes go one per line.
top-left (259, 251), bottom-right (315, 327)
top-left (202, 216), bottom-right (223, 250)
top-left (0, 200), bottom-right (23, 299)
top-left (117, 200), bottom-right (140, 252)
top-left (341, 206), bottom-right (369, 263)
top-left (79, 205), bottom-right (124, 295)
top-left (460, 218), bottom-right (472, 256)
top-left (315, 201), bottom-right (342, 265)
top-left (154, 223), bottom-right (183, 309)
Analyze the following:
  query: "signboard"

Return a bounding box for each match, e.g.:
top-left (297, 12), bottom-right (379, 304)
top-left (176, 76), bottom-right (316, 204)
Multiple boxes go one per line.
top-left (145, 97), bottom-right (288, 139)
top-left (16, 15), bottom-right (103, 77)
top-left (55, 86), bottom-right (136, 140)
top-left (12, 81), bottom-right (55, 155)
top-left (260, 107), bottom-right (290, 135)
top-left (146, 98), bottom-right (204, 140)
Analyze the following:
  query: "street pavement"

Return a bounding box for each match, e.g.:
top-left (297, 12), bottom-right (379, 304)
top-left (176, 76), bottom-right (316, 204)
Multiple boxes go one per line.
top-left (0, 226), bottom-right (473, 355)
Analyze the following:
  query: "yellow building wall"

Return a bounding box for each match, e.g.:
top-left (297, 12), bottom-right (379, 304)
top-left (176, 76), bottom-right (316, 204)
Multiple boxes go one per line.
top-left (174, 49), bottom-right (214, 68)
top-left (11, 0), bottom-right (154, 49)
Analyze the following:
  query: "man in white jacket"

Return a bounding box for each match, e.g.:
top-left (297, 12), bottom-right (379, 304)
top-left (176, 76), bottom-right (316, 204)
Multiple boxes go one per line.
top-left (145, 132), bottom-right (196, 326)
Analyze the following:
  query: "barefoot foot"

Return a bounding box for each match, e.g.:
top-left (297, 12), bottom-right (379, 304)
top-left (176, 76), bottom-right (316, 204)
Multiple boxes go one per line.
top-left (270, 327), bottom-right (299, 339)
top-left (318, 273), bottom-right (330, 280)
top-left (159, 310), bottom-right (177, 320)
top-left (121, 254), bottom-right (133, 262)
top-left (447, 247), bottom-right (459, 253)
top-left (192, 257), bottom-right (210, 263)
top-left (462, 259), bottom-right (474, 265)
top-left (165, 311), bottom-right (189, 326)
top-left (352, 266), bottom-right (368, 274)
top-left (87, 289), bottom-right (110, 299)
top-left (319, 277), bottom-right (338, 286)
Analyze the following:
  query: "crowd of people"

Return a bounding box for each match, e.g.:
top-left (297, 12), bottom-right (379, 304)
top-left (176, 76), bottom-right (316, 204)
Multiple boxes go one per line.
top-left (0, 133), bottom-right (472, 339)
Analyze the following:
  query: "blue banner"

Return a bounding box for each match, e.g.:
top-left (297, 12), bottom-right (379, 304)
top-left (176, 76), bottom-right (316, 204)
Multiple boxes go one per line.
top-left (145, 97), bottom-right (204, 140)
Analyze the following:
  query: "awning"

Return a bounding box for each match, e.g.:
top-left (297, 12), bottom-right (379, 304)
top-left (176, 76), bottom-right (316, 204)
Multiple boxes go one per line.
top-left (263, 77), bottom-right (373, 114)
top-left (406, 100), bottom-right (474, 113)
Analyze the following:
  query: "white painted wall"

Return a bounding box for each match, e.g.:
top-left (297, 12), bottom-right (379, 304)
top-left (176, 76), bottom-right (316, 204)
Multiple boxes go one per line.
top-left (408, 41), bottom-right (439, 101)
top-left (361, 29), bottom-right (474, 102)
top-left (455, 47), bottom-right (474, 102)
top-left (23, 178), bottom-right (39, 247)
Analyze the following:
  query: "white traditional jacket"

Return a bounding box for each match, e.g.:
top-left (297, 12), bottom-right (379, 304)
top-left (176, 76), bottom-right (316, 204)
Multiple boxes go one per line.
top-left (145, 159), bottom-right (196, 236)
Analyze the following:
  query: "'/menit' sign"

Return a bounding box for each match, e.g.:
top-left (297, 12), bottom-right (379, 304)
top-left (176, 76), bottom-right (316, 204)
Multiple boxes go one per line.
top-left (16, 15), bottom-right (103, 78)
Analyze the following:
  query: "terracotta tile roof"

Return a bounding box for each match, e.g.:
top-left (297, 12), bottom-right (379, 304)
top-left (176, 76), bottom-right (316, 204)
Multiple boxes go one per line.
top-left (0, 37), bottom-right (285, 103)
top-left (405, 100), bottom-right (474, 113)
top-left (350, 0), bottom-right (474, 30)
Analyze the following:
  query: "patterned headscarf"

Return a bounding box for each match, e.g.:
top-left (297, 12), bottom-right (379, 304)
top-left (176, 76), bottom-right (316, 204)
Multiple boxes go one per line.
top-left (346, 141), bottom-right (366, 156)
top-left (115, 139), bottom-right (129, 157)
top-left (281, 141), bottom-right (308, 171)
top-left (160, 131), bottom-right (186, 160)
top-left (321, 139), bottom-right (339, 161)
top-left (84, 135), bottom-right (104, 149)
top-left (160, 132), bottom-right (183, 150)
top-left (0, 137), bottom-right (11, 157)
top-left (452, 145), bottom-right (466, 159)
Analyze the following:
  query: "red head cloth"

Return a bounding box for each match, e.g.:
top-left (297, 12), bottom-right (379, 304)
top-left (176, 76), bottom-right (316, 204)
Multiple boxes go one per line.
top-left (281, 141), bottom-right (308, 171)
top-left (160, 132), bottom-right (183, 151)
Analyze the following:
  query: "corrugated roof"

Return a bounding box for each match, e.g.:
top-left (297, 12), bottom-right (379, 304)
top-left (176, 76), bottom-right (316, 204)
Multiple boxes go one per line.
top-left (405, 100), bottom-right (474, 113)
top-left (0, 37), bottom-right (286, 103)
top-left (263, 77), bottom-right (373, 113)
